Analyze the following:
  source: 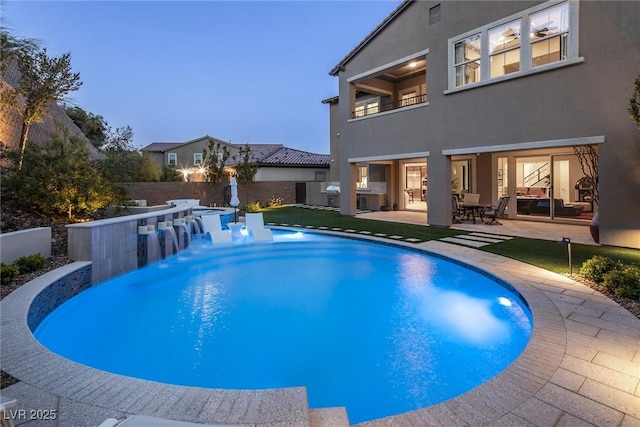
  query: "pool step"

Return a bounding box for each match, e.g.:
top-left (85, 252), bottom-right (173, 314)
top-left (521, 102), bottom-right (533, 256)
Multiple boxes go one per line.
top-left (308, 407), bottom-right (350, 427)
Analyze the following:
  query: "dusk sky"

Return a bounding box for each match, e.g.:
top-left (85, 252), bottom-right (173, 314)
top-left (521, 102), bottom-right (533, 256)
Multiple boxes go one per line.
top-left (2, 1), bottom-right (402, 154)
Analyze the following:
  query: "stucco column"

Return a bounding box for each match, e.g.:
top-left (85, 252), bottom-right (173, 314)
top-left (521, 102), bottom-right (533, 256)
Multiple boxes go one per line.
top-left (507, 155), bottom-right (517, 219)
top-left (427, 154), bottom-right (450, 226)
top-left (340, 162), bottom-right (358, 216)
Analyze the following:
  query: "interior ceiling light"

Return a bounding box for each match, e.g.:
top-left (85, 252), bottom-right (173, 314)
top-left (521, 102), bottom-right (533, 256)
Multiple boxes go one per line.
top-left (409, 61), bottom-right (417, 67)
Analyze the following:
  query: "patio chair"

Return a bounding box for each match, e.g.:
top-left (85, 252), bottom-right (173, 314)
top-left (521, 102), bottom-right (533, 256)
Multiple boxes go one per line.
top-left (461, 192), bottom-right (481, 222)
top-left (245, 212), bottom-right (273, 241)
top-left (1, 395), bottom-right (17, 427)
top-left (199, 215), bottom-right (232, 244)
top-left (452, 195), bottom-right (463, 223)
top-left (462, 192), bottom-right (480, 206)
top-left (481, 195), bottom-right (510, 225)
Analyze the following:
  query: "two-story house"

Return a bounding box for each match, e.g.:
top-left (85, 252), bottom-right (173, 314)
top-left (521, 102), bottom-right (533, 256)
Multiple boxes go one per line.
top-left (141, 135), bottom-right (330, 183)
top-left (327, 0), bottom-right (639, 249)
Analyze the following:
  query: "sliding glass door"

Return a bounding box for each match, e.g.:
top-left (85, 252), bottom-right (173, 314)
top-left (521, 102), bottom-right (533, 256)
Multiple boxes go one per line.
top-left (514, 154), bottom-right (592, 221)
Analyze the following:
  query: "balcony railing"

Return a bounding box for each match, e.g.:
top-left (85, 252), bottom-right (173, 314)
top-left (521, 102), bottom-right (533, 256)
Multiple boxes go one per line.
top-left (351, 93), bottom-right (427, 118)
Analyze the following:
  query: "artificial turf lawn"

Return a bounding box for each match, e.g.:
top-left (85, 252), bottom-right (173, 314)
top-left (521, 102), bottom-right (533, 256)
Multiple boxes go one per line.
top-left (261, 206), bottom-right (640, 275)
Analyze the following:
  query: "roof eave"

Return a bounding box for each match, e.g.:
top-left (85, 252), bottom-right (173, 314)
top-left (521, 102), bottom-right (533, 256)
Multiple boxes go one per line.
top-left (329, 0), bottom-right (413, 76)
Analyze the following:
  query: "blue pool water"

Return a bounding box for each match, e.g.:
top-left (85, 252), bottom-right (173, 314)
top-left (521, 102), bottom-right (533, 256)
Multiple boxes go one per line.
top-left (34, 230), bottom-right (532, 423)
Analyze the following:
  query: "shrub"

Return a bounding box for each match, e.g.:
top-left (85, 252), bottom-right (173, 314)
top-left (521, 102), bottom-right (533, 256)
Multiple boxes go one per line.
top-left (1, 264), bottom-right (20, 286)
top-left (267, 196), bottom-right (283, 208)
top-left (603, 265), bottom-right (640, 299)
top-left (245, 201), bottom-right (261, 213)
top-left (14, 254), bottom-right (47, 274)
top-left (580, 256), bottom-right (621, 283)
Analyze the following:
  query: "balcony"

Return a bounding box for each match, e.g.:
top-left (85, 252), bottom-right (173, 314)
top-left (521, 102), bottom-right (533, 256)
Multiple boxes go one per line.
top-left (349, 56), bottom-right (427, 119)
top-left (351, 93), bottom-right (427, 118)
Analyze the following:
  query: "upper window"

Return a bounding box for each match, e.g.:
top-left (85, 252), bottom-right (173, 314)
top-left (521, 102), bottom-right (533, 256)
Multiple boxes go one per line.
top-left (400, 90), bottom-right (419, 107)
top-left (168, 153), bottom-right (177, 165)
top-left (194, 153), bottom-right (203, 165)
top-left (489, 20), bottom-right (521, 77)
top-left (354, 98), bottom-right (380, 118)
top-left (530, 2), bottom-right (569, 67)
top-left (448, 0), bottom-right (579, 91)
top-left (454, 34), bottom-right (481, 86)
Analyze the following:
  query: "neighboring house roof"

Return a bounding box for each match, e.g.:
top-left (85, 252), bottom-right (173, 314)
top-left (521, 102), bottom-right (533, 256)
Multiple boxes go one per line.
top-left (141, 136), bottom-right (329, 168)
top-left (242, 144), bottom-right (283, 162)
top-left (329, 0), bottom-right (412, 76)
top-left (140, 142), bottom-right (185, 152)
top-left (257, 146), bottom-right (330, 167)
top-left (140, 135), bottom-right (234, 153)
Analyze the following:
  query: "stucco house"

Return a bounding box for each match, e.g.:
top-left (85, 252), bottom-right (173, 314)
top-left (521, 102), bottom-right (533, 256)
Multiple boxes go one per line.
top-left (326, 0), bottom-right (639, 249)
top-left (141, 135), bottom-right (330, 183)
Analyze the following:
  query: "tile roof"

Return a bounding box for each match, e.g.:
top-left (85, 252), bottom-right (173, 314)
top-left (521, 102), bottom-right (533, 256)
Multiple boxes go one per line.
top-left (141, 137), bottom-right (329, 167)
top-left (228, 144), bottom-right (329, 167)
top-left (140, 142), bottom-right (184, 152)
top-left (257, 146), bottom-right (330, 166)
top-left (321, 96), bottom-right (339, 104)
top-left (141, 135), bottom-right (236, 152)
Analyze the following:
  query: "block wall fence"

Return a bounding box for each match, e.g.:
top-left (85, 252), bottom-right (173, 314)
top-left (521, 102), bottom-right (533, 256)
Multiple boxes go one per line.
top-left (119, 182), bottom-right (297, 207)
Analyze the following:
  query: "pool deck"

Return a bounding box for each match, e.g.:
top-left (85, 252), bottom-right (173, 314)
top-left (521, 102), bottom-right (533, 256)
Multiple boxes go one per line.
top-left (1, 212), bottom-right (639, 426)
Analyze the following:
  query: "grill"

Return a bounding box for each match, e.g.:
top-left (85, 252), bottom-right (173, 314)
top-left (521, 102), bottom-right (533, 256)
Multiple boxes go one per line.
top-left (326, 184), bottom-right (340, 207)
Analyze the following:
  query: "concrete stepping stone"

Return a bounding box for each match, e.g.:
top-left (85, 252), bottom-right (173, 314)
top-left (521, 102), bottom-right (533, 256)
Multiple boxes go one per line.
top-left (439, 237), bottom-right (490, 247)
top-left (455, 235), bottom-right (505, 244)
top-left (469, 232), bottom-right (513, 240)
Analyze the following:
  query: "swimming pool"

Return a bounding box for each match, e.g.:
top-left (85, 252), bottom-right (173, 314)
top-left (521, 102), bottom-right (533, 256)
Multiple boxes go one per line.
top-left (34, 230), bottom-right (532, 424)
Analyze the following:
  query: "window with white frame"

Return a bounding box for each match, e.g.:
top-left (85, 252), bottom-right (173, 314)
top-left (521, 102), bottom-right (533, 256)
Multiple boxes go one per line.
top-left (168, 153), bottom-right (177, 165)
top-left (454, 34), bottom-right (481, 86)
top-left (489, 20), bottom-right (521, 77)
top-left (448, 0), bottom-right (578, 90)
top-left (194, 153), bottom-right (203, 165)
top-left (354, 98), bottom-right (379, 118)
top-left (530, 2), bottom-right (569, 67)
top-left (400, 89), bottom-right (419, 107)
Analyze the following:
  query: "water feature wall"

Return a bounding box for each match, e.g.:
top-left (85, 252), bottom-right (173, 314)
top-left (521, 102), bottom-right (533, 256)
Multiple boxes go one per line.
top-left (67, 207), bottom-right (235, 284)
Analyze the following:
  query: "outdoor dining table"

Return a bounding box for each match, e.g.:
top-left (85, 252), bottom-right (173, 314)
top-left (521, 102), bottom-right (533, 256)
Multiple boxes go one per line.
top-left (461, 204), bottom-right (490, 224)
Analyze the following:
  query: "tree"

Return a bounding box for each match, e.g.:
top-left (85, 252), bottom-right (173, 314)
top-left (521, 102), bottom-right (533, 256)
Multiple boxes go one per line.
top-left (0, 28), bottom-right (40, 77)
top-left (235, 144), bottom-right (258, 203)
top-left (573, 145), bottom-right (599, 206)
top-left (630, 75), bottom-right (640, 129)
top-left (160, 165), bottom-right (182, 182)
top-left (0, 47), bottom-right (82, 170)
top-left (2, 126), bottom-right (124, 219)
top-left (235, 144), bottom-right (258, 183)
top-left (203, 138), bottom-right (231, 183)
top-left (96, 125), bottom-right (144, 182)
top-left (63, 105), bottom-right (109, 150)
top-left (138, 151), bottom-right (161, 182)
top-left (202, 138), bottom-right (231, 205)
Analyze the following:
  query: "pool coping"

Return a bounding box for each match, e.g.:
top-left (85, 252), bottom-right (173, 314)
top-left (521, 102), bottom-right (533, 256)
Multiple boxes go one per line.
top-left (2, 228), bottom-right (639, 426)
